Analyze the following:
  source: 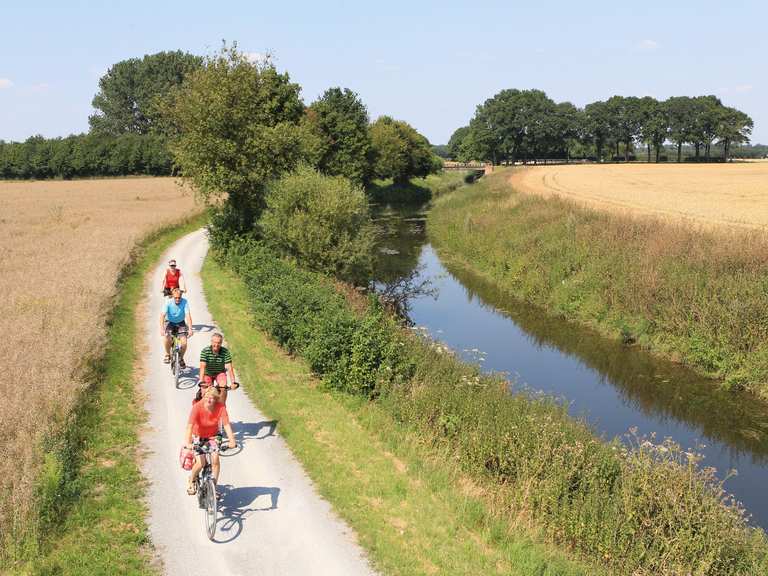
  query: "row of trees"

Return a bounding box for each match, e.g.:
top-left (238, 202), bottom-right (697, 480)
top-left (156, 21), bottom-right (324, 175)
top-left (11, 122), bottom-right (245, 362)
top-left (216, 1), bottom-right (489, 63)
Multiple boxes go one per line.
top-left (0, 133), bottom-right (172, 179)
top-left (449, 90), bottom-right (754, 164)
top-left (1, 49), bottom-right (438, 188)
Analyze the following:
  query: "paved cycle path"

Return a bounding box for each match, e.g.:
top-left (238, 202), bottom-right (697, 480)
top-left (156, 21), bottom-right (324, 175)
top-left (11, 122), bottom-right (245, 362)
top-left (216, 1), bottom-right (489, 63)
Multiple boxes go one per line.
top-left (142, 229), bottom-right (376, 576)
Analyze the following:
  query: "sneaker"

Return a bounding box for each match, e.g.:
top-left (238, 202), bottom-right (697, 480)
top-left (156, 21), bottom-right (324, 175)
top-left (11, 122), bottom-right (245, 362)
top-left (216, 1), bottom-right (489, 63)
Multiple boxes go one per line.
top-left (163, 354), bottom-right (171, 364)
top-left (179, 358), bottom-right (186, 370)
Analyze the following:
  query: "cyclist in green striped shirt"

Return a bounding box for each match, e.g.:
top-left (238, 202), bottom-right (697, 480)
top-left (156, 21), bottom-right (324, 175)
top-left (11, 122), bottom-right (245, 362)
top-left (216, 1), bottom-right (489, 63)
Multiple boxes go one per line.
top-left (198, 332), bottom-right (239, 404)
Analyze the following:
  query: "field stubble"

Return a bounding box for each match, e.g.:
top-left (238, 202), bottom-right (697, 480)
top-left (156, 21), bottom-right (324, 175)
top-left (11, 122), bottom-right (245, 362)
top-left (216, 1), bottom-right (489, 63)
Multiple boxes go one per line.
top-left (509, 162), bottom-right (768, 230)
top-left (0, 177), bottom-right (199, 553)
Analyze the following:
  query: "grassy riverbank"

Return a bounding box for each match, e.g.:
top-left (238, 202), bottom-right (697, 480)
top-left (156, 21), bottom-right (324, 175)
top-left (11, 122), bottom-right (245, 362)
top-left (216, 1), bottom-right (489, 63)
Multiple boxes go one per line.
top-left (202, 256), bottom-right (595, 576)
top-left (9, 214), bottom-right (205, 575)
top-left (210, 235), bottom-right (767, 575)
top-left (428, 168), bottom-right (768, 398)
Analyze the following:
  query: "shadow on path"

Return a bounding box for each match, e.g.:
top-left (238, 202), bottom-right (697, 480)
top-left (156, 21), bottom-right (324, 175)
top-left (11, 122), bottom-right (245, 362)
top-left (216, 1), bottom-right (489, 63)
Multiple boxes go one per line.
top-left (214, 485), bottom-right (281, 543)
top-left (232, 420), bottom-right (278, 444)
top-left (175, 366), bottom-right (199, 390)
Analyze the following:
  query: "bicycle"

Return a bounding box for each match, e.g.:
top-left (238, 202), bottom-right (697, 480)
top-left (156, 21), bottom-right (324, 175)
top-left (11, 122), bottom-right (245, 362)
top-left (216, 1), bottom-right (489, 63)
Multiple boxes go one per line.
top-left (193, 438), bottom-right (235, 540)
top-left (170, 333), bottom-right (183, 387)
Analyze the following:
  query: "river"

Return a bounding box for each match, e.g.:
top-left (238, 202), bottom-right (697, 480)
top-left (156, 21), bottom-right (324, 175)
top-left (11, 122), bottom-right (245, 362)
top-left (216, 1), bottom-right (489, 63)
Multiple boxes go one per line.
top-left (373, 204), bottom-right (768, 529)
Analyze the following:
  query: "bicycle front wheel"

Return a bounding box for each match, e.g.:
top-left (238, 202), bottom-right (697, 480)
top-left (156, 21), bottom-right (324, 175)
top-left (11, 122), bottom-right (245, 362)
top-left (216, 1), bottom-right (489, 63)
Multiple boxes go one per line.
top-left (204, 478), bottom-right (217, 540)
top-left (172, 348), bottom-right (180, 386)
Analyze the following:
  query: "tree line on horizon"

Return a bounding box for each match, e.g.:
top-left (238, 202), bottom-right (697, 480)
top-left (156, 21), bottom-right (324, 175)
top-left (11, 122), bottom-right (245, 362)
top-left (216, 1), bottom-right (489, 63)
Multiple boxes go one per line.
top-left (448, 90), bottom-right (754, 164)
top-left (0, 49), bottom-right (438, 185)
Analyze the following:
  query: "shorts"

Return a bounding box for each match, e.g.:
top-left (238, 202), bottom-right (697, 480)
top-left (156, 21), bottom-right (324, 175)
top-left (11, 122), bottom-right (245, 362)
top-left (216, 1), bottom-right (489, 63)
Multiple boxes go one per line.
top-left (165, 321), bottom-right (189, 337)
top-left (193, 437), bottom-right (220, 454)
top-left (163, 287), bottom-right (172, 297)
top-left (202, 373), bottom-right (227, 388)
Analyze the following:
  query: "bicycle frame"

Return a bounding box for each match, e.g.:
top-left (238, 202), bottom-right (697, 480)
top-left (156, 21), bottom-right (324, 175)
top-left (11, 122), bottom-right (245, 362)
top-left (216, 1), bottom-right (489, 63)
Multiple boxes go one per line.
top-left (170, 332), bottom-right (183, 386)
top-left (194, 440), bottom-right (222, 540)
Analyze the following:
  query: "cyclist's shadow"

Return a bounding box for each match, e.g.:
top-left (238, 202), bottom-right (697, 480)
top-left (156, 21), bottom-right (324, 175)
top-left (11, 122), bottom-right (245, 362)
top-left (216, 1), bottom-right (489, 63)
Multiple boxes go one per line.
top-left (176, 366), bottom-right (199, 390)
top-left (214, 485), bottom-right (280, 543)
top-left (231, 420), bottom-right (278, 445)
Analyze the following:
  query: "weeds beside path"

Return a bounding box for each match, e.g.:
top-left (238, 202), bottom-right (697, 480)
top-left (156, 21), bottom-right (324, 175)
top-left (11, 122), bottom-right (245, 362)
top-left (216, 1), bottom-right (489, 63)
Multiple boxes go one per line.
top-left (202, 256), bottom-right (595, 576)
top-left (9, 214), bottom-right (205, 576)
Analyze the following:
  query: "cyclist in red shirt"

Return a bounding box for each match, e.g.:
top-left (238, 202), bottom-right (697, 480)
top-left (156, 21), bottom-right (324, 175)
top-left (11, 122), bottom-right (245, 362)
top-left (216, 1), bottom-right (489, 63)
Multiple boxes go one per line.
top-left (162, 259), bottom-right (187, 297)
top-left (183, 387), bottom-right (236, 495)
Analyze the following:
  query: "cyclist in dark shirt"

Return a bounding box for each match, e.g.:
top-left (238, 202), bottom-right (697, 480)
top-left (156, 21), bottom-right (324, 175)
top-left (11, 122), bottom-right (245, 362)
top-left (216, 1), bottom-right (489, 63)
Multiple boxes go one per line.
top-left (198, 332), bottom-right (238, 403)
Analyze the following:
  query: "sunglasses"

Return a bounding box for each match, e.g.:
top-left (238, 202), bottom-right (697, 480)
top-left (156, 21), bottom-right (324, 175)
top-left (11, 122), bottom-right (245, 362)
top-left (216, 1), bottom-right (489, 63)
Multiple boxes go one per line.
top-left (169, 264), bottom-right (177, 268)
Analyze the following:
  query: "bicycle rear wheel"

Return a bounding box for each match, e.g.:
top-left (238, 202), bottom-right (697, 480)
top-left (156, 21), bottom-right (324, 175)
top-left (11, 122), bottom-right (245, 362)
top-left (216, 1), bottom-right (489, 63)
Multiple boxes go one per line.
top-left (203, 477), bottom-right (217, 540)
top-left (172, 346), bottom-right (180, 386)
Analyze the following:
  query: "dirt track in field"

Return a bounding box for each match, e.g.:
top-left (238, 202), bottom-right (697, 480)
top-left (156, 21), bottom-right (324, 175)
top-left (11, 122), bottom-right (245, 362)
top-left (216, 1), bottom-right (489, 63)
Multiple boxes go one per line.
top-left (508, 161), bottom-right (768, 230)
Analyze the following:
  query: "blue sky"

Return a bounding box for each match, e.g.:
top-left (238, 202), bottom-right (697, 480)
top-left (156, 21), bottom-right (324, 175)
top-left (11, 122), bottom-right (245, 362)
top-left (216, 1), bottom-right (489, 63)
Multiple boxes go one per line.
top-left (1, 0), bottom-right (765, 144)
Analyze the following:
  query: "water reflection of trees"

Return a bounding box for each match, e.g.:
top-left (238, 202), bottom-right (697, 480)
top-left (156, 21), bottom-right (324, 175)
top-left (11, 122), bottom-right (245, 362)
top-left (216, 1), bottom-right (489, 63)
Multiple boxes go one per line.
top-left (371, 204), bottom-right (428, 283)
top-left (371, 204), bottom-right (439, 322)
top-left (442, 258), bottom-right (768, 462)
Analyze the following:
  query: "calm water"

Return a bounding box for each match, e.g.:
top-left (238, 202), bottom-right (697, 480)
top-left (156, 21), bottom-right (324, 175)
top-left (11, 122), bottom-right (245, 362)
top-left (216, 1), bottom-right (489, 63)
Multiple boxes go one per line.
top-left (373, 204), bottom-right (768, 529)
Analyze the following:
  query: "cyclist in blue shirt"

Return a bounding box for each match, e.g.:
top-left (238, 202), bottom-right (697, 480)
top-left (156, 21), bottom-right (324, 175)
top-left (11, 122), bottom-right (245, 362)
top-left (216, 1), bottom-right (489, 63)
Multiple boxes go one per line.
top-left (160, 287), bottom-right (193, 367)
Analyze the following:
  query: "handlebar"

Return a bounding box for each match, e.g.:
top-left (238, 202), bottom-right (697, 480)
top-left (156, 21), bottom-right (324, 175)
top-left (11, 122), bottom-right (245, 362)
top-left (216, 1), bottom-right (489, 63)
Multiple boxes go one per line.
top-left (197, 381), bottom-right (239, 391)
top-left (190, 439), bottom-right (238, 453)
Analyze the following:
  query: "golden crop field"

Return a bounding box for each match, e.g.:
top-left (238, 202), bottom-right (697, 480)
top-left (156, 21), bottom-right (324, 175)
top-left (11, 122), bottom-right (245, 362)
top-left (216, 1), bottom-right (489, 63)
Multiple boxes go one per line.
top-left (0, 177), bottom-right (200, 536)
top-left (509, 161), bottom-right (768, 230)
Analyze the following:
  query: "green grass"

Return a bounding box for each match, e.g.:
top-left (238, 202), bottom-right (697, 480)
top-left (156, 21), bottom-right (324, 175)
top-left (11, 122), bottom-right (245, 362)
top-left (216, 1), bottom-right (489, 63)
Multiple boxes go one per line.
top-left (202, 255), bottom-right (597, 576)
top-left (10, 214), bottom-right (206, 576)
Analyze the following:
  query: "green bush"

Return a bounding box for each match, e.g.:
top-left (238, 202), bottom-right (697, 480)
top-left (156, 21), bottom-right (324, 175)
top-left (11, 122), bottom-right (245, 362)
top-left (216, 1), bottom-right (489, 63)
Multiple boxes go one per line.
top-left (259, 165), bottom-right (376, 284)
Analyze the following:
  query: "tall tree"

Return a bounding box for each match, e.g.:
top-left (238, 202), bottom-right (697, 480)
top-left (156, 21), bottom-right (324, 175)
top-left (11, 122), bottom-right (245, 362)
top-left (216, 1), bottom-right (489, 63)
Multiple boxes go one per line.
top-left (605, 96), bottom-right (643, 160)
top-left (90, 50), bottom-right (203, 135)
top-left (692, 96), bottom-right (723, 160)
top-left (164, 45), bottom-right (306, 236)
top-left (369, 116), bottom-right (437, 185)
top-left (304, 87), bottom-right (372, 186)
top-left (717, 107), bottom-right (753, 161)
top-left (665, 96), bottom-right (695, 162)
top-left (447, 126), bottom-right (470, 160)
top-left (638, 97), bottom-right (669, 163)
top-left (467, 89), bottom-right (557, 164)
top-left (550, 102), bottom-right (581, 161)
top-left (584, 101), bottom-right (611, 161)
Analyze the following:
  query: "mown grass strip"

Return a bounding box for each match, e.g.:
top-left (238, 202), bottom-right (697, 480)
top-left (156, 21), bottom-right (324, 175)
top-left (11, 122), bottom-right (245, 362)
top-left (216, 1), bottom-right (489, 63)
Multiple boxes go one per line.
top-left (11, 214), bottom-right (206, 576)
top-left (202, 255), bottom-right (596, 576)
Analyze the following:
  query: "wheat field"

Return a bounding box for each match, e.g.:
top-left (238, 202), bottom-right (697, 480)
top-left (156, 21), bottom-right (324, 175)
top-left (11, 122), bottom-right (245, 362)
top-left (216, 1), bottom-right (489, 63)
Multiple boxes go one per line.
top-left (509, 161), bottom-right (768, 230)
top-left (0, 177), bottom-right (200, 541)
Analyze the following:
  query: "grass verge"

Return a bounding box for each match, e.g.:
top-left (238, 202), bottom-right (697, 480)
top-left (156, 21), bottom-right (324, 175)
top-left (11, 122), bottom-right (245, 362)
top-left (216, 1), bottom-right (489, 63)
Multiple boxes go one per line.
top-left (202, 255), bottom-right (596, 576)
top-left (9, 213), bottom-right (206, 576)
top-left (428, 168), bottom-right (768, 397)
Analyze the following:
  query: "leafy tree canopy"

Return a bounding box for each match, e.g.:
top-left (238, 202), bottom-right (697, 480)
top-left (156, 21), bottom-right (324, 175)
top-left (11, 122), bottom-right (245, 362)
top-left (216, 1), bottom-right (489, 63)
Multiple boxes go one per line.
top-left (89, 50), bottom-right (202, 135)
top-left (163, 44), bottom-right (307, 235)
top-left (304, 87), bottom-right (372, 186)
top-left (370, 116), bottom-right (438, 185)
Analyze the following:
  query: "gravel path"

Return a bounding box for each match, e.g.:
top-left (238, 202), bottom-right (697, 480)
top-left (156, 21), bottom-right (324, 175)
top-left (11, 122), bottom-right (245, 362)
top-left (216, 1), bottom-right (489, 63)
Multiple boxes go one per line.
top-left (141, 229), bottom-right (376, 576)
